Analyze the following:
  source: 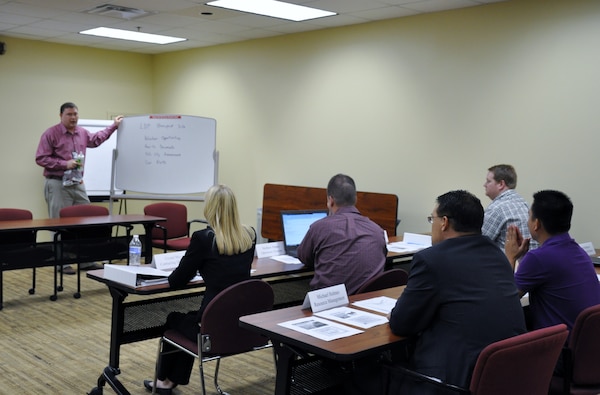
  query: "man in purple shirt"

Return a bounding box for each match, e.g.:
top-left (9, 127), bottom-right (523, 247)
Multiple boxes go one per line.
top-left (505, 190), bottom-right (600, 331)
top-left (297, 174), bottom-right (387, 295)
top-left (35, 102), bottom-right (123, 273)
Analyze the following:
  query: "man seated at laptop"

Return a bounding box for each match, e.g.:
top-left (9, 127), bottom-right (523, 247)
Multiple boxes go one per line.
top-left (297, 173), bottom-right (387, 295)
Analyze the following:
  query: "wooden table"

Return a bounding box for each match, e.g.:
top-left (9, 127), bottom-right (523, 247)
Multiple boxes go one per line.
top-left (239, 286), bottom-right (407, 395)
top-left (86, 255), bottom-right (323, 395)
top-left (0, 214), bottom-right (164, 264)
top-left (0, 215), bottom-right (164, 308)
top-left (85, 239), bottom-right (418, 395)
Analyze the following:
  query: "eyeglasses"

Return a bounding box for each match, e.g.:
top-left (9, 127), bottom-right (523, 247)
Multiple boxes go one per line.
top-left (427, 215), bottom-right (451, 224)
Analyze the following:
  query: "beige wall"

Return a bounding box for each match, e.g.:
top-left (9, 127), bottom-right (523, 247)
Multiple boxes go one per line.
top-left (2, 0), bottom-right (600, 245)
top-left (0, 37), bottom-right (154, 222)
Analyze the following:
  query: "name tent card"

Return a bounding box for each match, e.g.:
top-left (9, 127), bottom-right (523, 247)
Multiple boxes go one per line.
top-left (152, 250), bottom-right (186, 272)
top-left (255, 241), bottom-right (285, 258)
top-left (301, 284), bottom-right (349, 313)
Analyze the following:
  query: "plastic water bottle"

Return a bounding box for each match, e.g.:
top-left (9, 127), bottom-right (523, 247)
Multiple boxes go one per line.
top-left (129, 235), bottom-right (142, 266)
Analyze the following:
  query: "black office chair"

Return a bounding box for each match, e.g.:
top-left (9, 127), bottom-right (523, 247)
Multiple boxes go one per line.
top-left (0, 208), bottom-right (54, 309)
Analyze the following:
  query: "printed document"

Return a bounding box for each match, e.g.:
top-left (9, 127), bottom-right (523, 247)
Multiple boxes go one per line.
top-left (278, 316), bottom-right (363, 341)
top-left (314, 306), bottom-right (388, 329)
top-left (352, 296), bottom-right (398, 315)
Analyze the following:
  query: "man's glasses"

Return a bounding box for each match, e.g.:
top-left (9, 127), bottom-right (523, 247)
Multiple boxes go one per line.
top-left (427, 215), bottom-right (451, 224)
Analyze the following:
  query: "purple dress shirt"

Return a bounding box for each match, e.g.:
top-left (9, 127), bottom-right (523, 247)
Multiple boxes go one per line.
top-left (515, 232), bottom-right (600, 331)
top-left (297, 205), bottom-right (387, 294)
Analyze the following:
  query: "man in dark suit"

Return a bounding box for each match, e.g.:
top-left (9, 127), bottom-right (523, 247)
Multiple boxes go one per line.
top-left (388, 190), bottom-right (526, 395)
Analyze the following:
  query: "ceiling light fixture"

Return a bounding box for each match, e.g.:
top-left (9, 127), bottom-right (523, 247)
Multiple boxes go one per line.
top-left (206, 0), bottom-right (336, 22)
top-left (79, 27), bottom-right (187, 45)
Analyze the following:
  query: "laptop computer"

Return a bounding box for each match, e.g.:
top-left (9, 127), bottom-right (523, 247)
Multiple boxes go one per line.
top-left (281, 209), bottom-right (328, 258)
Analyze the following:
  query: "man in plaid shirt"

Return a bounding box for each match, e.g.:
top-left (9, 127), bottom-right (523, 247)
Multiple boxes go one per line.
top-left (482, 164), bottom-right (536, 249)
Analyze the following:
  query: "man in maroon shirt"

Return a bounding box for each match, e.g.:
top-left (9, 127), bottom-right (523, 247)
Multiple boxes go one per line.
top-left (35, 102), bottom-right (123, 273)
top-left (297, 173), bottom-right (387, 294)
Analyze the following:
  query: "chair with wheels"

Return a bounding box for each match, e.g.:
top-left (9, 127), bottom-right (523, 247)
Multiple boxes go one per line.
top-left (0, 208), bottom-right (54, 309)
top-left (355, 268), bottom-right (409, 294)
top-left (549, 304), bottom-right (600, 395)
top-left (384, 323), bottom-right (568, 395)
top-left (56, 204), bottom-right (130, 299)
top-left (144, 202), bottom-right (207, 253)
top-left (152, 279), bottom-right (275, 395)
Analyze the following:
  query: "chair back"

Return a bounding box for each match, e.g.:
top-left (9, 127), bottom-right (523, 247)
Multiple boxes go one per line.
top-left (201, 279), bottom-right (274, 355)
top-left (0, 208), bottom-right (35, 247)
top-left (59, 204), bottom-right (111, 240)
top-left (470, 324), bottom-right (568, 395)
top-left (569, 304), bottom-right (600, 385)
top-left (144, 202), bottom-right (189, 240)
top-left (355, 269), bottom-right (408, 294)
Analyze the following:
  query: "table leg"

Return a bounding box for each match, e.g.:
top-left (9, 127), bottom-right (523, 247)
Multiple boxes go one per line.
top-left (89, 286), bottom-right (129, 394)
top-left (272, 341), bottom-right (296, 395)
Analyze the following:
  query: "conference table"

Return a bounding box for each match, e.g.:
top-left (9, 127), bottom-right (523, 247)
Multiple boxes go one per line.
top-left (85, 256), bottom-right (323, 395)
top-left (0, 214), bottom-right (164, 309)
top-left (85, 238), bottom-right (418, 395)
top-left (239, 286), bottom-right (406, 395)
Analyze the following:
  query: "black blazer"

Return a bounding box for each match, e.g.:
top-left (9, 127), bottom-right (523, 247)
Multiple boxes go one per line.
top-left (389, 234), bottom-right (526, 394)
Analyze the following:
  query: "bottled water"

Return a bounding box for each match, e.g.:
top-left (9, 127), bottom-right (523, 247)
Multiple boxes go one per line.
top-left (129, 234), bottom-right (142, 266)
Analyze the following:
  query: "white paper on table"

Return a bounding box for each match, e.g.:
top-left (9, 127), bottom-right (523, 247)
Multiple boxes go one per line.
top-left (278, 316), bottom-right (363, 341)
top-left (270, 254), bottom-right (302, 264)
top-left (352, 296), bottom-right (398, 315)
top-left (314, 306), bottom-right (388, 329)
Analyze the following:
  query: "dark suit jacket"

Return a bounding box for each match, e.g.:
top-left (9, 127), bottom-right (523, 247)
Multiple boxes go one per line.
top-left (389, 234), bottom-right (526, 394)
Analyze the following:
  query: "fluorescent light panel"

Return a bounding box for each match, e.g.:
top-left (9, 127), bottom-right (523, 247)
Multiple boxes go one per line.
top-left (207, 0), bottom-right (336, 22)
top-left (79, 27), bottom-right (186, 45)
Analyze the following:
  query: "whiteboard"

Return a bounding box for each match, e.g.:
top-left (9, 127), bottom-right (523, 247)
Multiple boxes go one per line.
top-left (79, 119), bottom-right (122, 197)
top-left (114, 115), bottom-right (217, 194)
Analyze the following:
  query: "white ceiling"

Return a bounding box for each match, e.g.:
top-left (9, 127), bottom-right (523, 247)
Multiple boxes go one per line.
top-left (0, 0), bottom-right (507, 54)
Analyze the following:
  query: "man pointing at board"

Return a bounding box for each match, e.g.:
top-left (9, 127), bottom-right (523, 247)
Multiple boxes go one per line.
top-left (35, 102), bottom-right (123, 274)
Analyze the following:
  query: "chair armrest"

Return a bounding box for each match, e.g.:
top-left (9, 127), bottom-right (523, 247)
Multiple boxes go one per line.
top-left (152, 224), bottom-right (168, 253)
top-left (187, 219), bottom-right (208, 235)
top-left (384, 364), bottom-right (469, 394)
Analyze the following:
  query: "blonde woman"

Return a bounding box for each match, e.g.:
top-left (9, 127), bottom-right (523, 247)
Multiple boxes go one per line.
top-left (144, 185), bottom-right (256, 394)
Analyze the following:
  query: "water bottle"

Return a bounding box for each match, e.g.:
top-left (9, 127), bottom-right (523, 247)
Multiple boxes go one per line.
top-left (129, 235), bottom-right (142, 266)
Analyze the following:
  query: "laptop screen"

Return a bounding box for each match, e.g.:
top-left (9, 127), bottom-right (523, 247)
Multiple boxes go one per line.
top-left (281, 210), bottom-right (328, 252)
